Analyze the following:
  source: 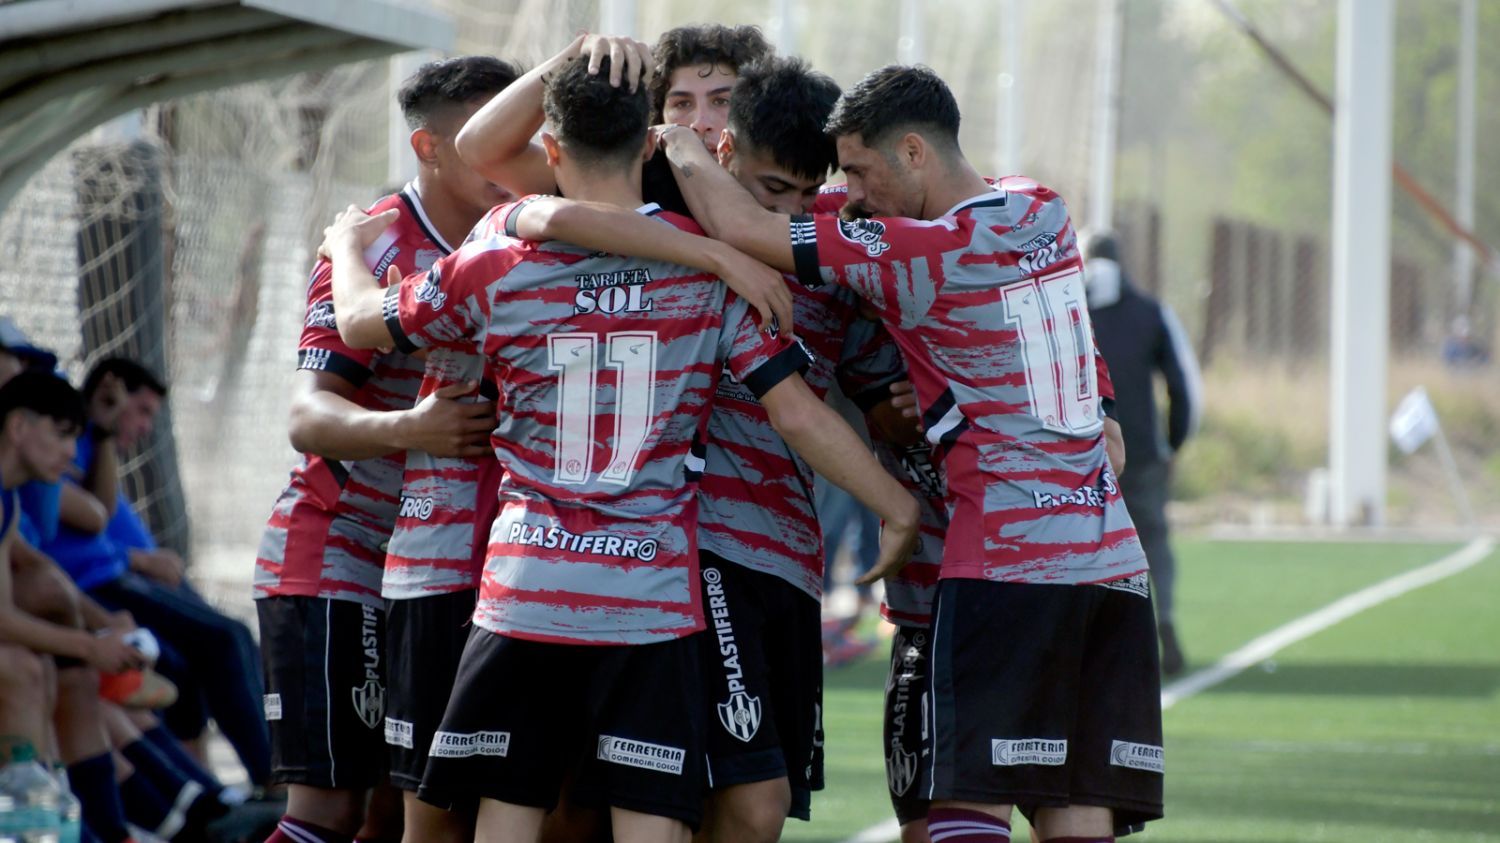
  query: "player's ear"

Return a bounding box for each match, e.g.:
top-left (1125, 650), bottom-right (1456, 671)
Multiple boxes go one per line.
top-left (540, 132), bottom-right (562, 168)
top-left (640, 129), bottom-right (655, 163)
top-left (716, 128), bottom-right (735, 168)
top-left (410, 128), bottom-right (440, 167)
top-left (899, 132), bottom-right (926, 169)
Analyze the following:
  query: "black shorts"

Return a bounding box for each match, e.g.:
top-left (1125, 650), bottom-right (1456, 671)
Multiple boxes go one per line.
top-left (257, 596), bottom-right (387, 789)
top-left (928, 577), bottom-right (1164, 830)
top-left (884, 624), bottom-right (932, 827)
top-left (698, 553), bottom-right (825, 820)
top-left (384, 589), bottom-right (477, 792)
top-left (419, 627), bottom-right (706, 828)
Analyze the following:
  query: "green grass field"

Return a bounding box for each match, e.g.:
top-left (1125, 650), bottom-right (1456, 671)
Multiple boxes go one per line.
top-left (786, 538), bottom-right (1500, 842)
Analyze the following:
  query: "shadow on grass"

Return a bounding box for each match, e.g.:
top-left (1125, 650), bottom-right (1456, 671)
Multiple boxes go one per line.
top-left (1201, 661), bottom-right (1500, 697)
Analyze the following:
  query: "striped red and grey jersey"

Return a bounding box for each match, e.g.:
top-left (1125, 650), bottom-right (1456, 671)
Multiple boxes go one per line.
top-left (835, 315), bottom-right (944, 625)
top-left (694, 278), bottom-right (861, 599)
top-left (790, 177), bottom-right (1145, 587)
top-left (381, 349), bottom-right (501, 600)
top-left (254, 184), bottom-right (449, 607)
top-left (384, 199), bottom-right (810, 645)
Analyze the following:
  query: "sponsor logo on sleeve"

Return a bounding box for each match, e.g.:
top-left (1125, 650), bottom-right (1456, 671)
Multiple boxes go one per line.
top-left (1110, 740), bottom-right (1164, 774)
top-left (263, 694), bottom-right (282, 721)
top-left (384, 718), bottom-right (414, 749)
top-left (1017, 234), bottom-right (1062, 274)
top-left (596, 735), bottom-right (686, 775)
top-left (414, 274), bottom-right (447, 311)
top-left (430, 730), bottom-right (510, 758)
top-left (991, 738), bottom-right (1068, 767)
top-left (305, 302), bottom-right (338, 330)
top-left (837, 218), bottom-right (891, 258)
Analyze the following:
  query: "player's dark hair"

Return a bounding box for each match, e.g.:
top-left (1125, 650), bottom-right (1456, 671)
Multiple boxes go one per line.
top-left (398, 56), bottom-right (522, 131)
top-left (0, 371), bottom-right (85, 433)
top-left (727, 57), bottom-right (841, 181)
top-left (543, 56), bottom-right (649, 169)
top-left (825, 65), bottom-right (961, 153)
top-left (649, 24), bottom-right (773, 120)
top-left (82, 357), bottom-right (168, 401)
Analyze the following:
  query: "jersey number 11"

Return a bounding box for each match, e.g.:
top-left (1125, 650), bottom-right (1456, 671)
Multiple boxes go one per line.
top-left (547, 331), bottom-right (658, 486)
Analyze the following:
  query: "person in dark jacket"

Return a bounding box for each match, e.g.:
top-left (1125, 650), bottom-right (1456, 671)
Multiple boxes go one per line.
top-left (1083, 230), bottom-right (1202, 676)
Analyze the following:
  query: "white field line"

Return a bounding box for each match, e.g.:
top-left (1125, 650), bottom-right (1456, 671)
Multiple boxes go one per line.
top-left (839, 536), bottom-right (1496, 843)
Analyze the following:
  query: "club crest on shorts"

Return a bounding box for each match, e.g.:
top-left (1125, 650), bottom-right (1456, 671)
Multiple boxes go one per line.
top-left (717, 691), bottom-right (762, 743)
top-left (352, 679), bottom-right (385, 730)
top-left (886, 746), bottom-right (918, 796)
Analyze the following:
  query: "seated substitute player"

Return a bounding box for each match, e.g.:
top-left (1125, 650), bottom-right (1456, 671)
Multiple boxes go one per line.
top-left (654, 65), bottom-right (1161, 843)
top-left (320, 56), bottom-right (919, 843)
top-left (252, 56), bottom-right (517, 843)
top-left (456, 50), bottom-right (858, 842)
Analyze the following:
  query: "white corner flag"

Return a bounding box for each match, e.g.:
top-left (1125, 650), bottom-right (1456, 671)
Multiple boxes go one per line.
top-left (1389, 387), bottom-right (1439, 455)
top-left (1389, 385), bottom-right (1475, 525)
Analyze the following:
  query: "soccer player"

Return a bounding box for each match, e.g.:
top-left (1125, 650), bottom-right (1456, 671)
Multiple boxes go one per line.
top-left (655, 65), bottom-right (1161, 842)
top-left (252, 56), bottom-right (518, 843)
top-left (456, 29), bottom-right (794, 332)
top-left (462, 48), bottom-right (854, 840)
top-left (320, 55), bottom-right (918, 843)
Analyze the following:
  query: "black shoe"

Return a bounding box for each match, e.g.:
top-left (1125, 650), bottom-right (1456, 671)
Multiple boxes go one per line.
top-left (1159, 622), bottom-right (1186, 677)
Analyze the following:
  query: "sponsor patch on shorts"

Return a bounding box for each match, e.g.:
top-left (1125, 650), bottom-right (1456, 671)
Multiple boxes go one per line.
top-left (384, 718), bottom-right (414, 749)
top-left (990, 738), bottom-right (1067, 767)
top-left (263, 694), bottom-right (282, 721)
top-left (429, 730), bottom-right (509, 758)
top-left (596, 735), bottom-right (685, 775)
top-left (1109, 740), bottom-right (1164, 773)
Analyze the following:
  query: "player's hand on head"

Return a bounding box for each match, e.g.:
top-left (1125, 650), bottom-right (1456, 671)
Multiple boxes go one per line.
top-left (403, 380), bottom-right (498, 458)
top-left (318, 206), bottom-right (400, 260)
top-left (580, 33), bottom-right (654, 91)
top-left (715, 246), bottom-right (795, 338)
top-left (857, 504), bottom-right (921, 586)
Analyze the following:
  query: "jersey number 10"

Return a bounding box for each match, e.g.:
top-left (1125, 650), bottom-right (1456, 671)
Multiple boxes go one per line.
top-left (547, 331), bottom-right (658, 486)
top-left (1001, 268), bottom-right (1102, 436)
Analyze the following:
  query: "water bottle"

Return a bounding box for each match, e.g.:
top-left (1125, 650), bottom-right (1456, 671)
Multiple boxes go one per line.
top-left (0, 742), bottom-right (80, 843)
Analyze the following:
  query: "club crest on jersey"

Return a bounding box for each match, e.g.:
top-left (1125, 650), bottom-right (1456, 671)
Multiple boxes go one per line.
top-left (573, 268), bottom-right (655, 315)
top-left (717, 691), bottom-right (763, 743)
top-left (837, 218), bottom-right (891, 257)
top-left (414, 274), bottom-right (447, 311)
top-left (414, 248), bottom-right (444, 271)
top-left (305, 301), bottom-right (338, 330)
top-left (887, 747), bottom-right (918, 796)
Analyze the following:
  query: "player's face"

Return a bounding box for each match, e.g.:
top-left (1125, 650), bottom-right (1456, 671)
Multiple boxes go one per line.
top-left (661, 64), bottom-right (736, 153)
top-left (434, 102), bottom-right (515, 215)
top-left (835, 134), bottom-right (922, 219)
top-left (15, 413), bottom-right (78, 484)
top-left (723, 143), bottom-right (825, 216)
top-left (114, 388), bottom-right (161, 450)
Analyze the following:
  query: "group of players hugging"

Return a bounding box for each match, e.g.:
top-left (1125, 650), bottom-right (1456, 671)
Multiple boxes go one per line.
top-left (251, 22), bottom-right (1164, 843)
